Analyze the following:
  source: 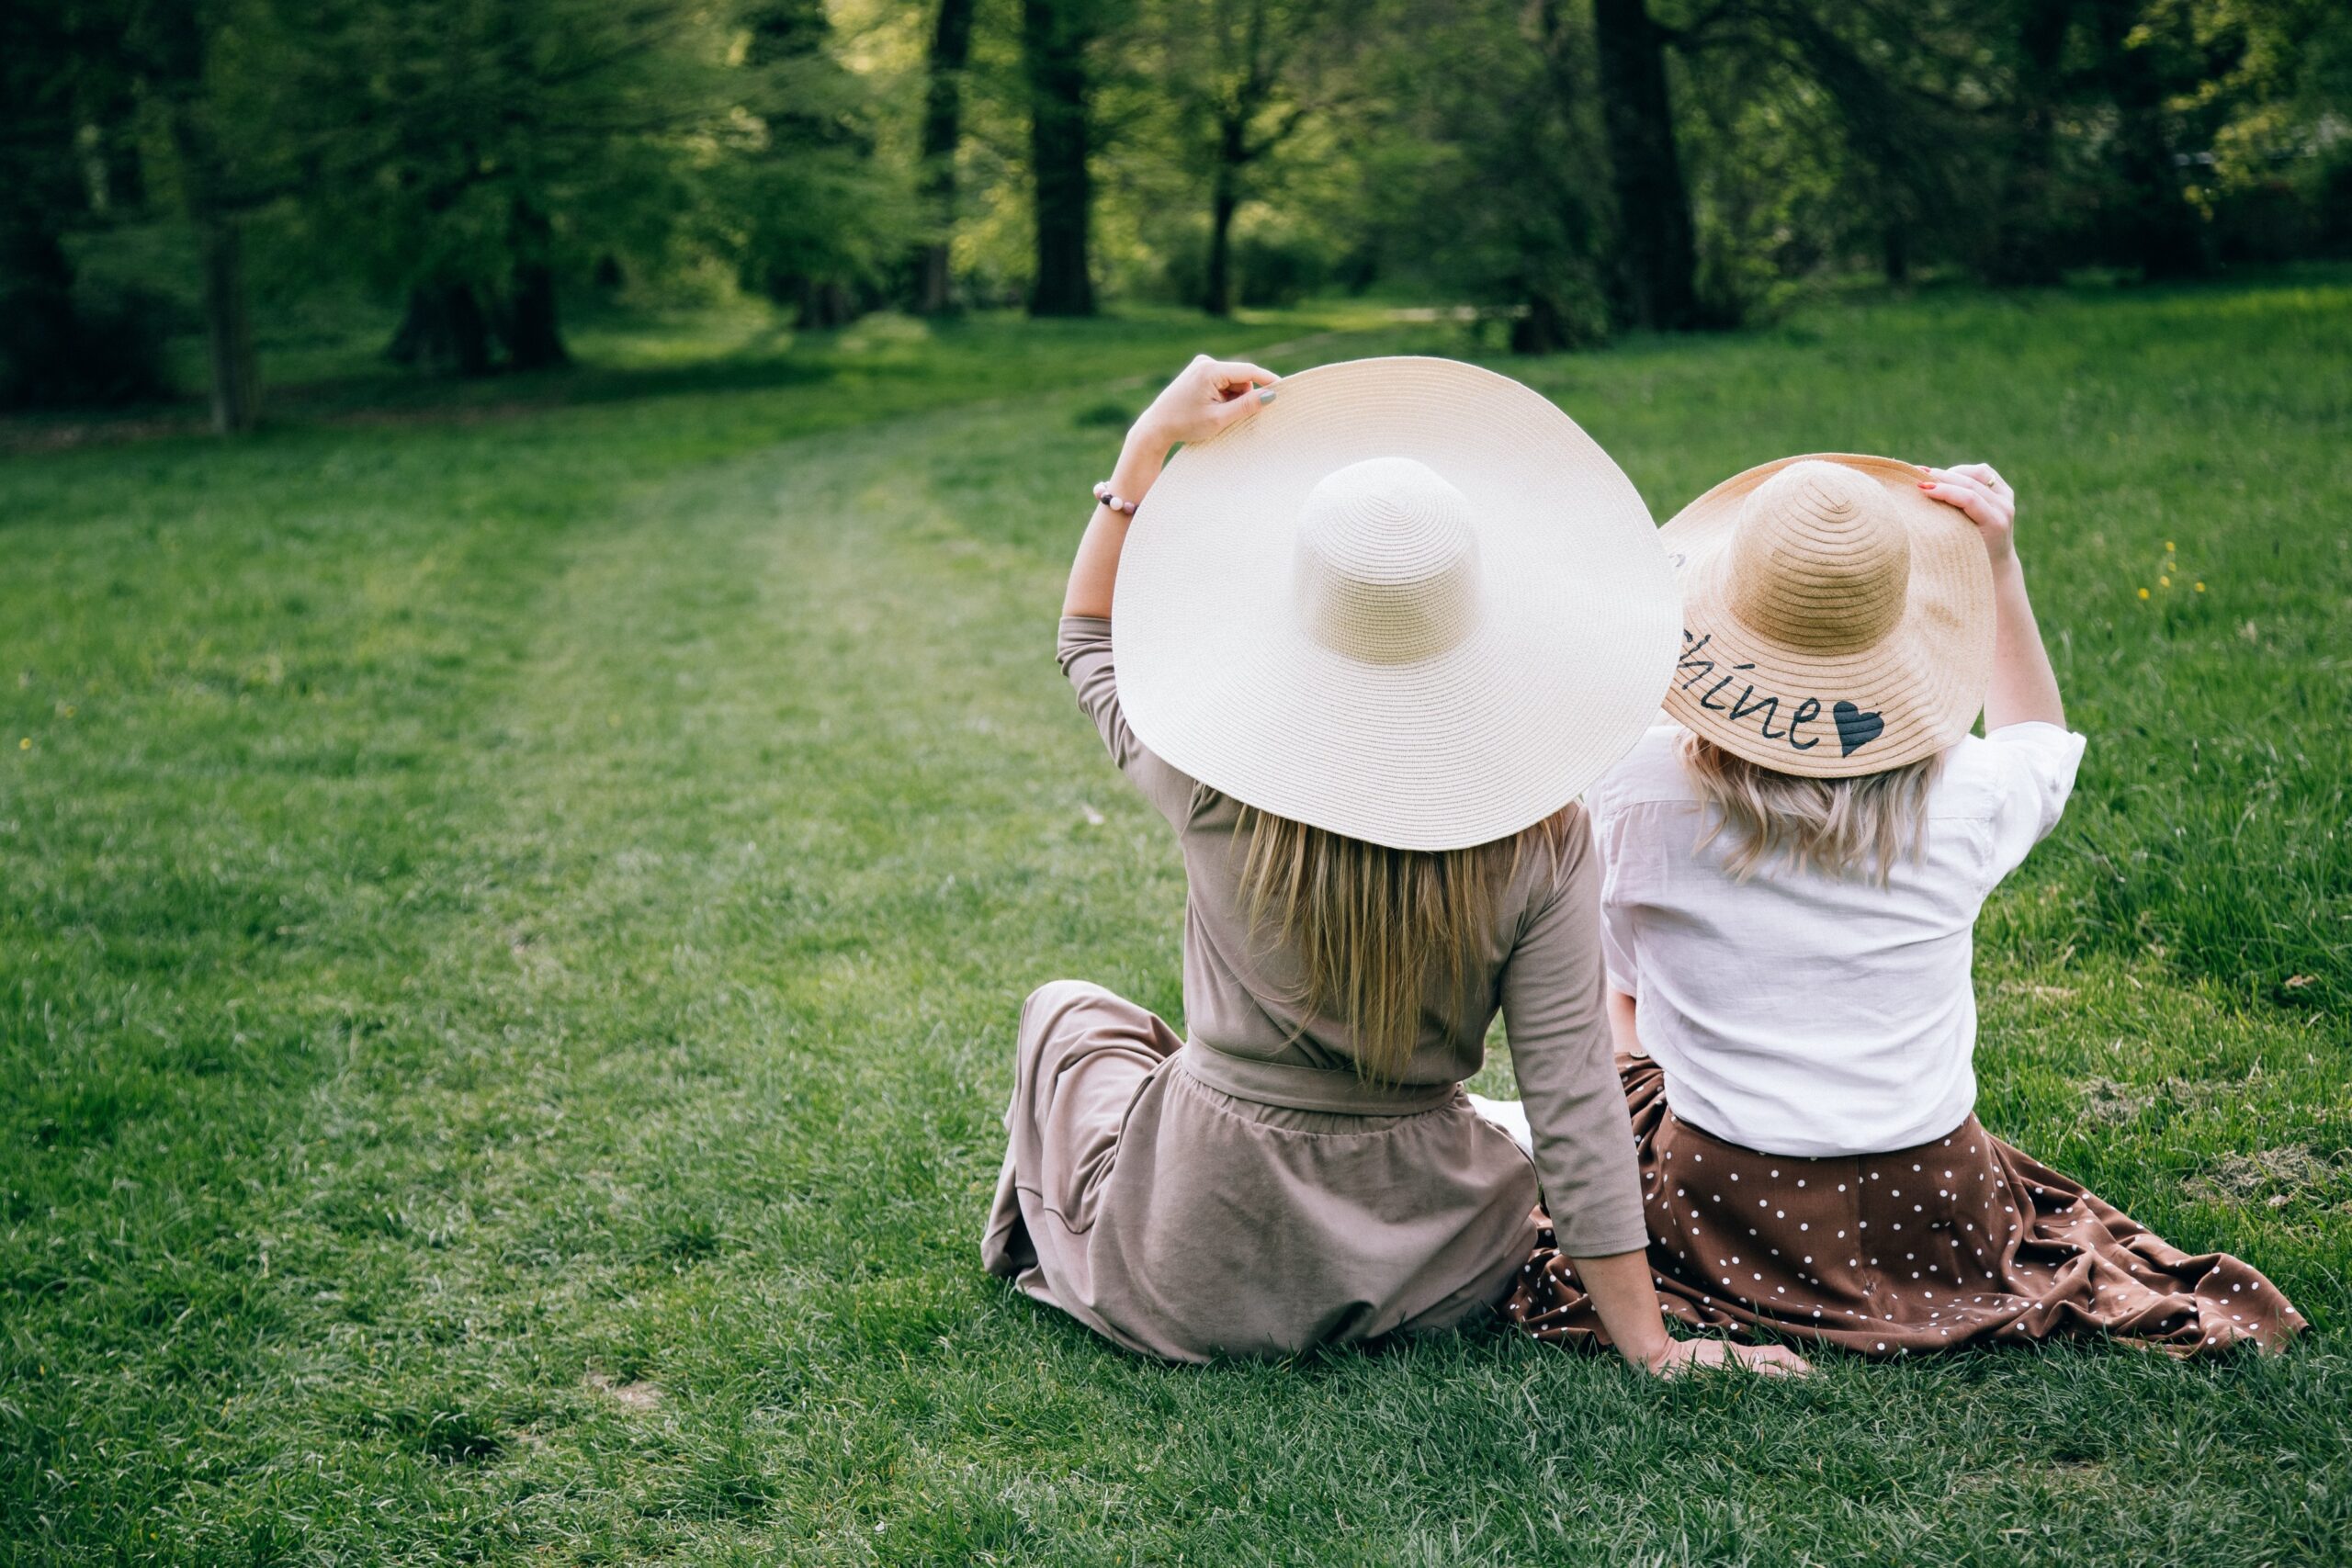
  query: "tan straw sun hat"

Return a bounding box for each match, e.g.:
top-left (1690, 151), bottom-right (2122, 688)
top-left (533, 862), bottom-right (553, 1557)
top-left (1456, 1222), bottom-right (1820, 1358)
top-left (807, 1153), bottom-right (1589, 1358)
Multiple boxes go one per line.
top-left (1111, 356), bottom-right (1680, 852)
top-left (1658, 454), bottom-right (1996, 778)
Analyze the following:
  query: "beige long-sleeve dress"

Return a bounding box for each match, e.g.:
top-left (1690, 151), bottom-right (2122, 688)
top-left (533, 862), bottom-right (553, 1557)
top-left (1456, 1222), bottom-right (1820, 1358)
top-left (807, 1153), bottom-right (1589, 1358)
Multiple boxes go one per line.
top-left (979, 618), bottom-right (1647, 1362)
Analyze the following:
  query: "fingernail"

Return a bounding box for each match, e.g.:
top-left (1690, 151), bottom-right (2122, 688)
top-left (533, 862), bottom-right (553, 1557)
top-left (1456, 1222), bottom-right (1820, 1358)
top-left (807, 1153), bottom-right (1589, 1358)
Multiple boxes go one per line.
top-left (1258, 389), bottom-right (1276, 403)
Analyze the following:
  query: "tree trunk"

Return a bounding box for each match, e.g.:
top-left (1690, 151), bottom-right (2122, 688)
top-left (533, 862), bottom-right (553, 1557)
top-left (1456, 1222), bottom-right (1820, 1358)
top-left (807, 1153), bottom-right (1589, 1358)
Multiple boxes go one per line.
top-left (501, 201), bottom-right (569, 370)
top-left (446, 286), bottom-right (492, 375)
top-left (387, 284), bottom-right (493, 377)
top-left (192, 211), bottom-right (260, 431)
top-left (0, 219), bottom-right (79, 406)
top-left (1510, 297), bottom-right (1572, 355)
top-left (914, 246), bottom-right (956, 320)
top-left (1022, 0), bottom-right (1094, 317)
top-left (167, 112), bottom-right (259, 431)
top-left (142, 4), bottom-right (259, 431)
top-left (504, 263), bottom-right (568, 370)
top-left (1990, 0), bottom-right (2074, 286)
top-left (798, 277), bottom-right (857, 329)
top-left (1204, 117), bottom-right (1245, 317)
top-left (2087, 0), bottom-right (2205, 279)
top-left (1591, 0), bottom-right (1699, 330)
top-left (914, 244), bottom-right (956, 319)
top-left (913, 0), bottom-right (978, 314)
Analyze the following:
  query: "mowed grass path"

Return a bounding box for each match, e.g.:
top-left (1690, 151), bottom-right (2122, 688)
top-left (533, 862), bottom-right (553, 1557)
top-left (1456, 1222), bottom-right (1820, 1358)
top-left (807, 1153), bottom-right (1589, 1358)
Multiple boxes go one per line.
top-left (3, 279), bottom-right (2347, 1564)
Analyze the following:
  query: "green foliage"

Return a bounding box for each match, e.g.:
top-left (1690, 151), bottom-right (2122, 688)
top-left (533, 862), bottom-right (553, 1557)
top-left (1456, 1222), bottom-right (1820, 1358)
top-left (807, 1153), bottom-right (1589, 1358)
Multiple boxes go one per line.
top-left (0, 0), bottom-right (172, 406)
top-left (1351, 0), bottom-right (1618, 346)
top-left (1148, 208), bottom-right (1342, 307)
top-left (241, 0), bottom-right (746, 364)
top-left (724, 0), bottom-right (915, 320)
top-left (1123, 0), bottom-right (1360, 312)
top-left (13, 0), bottom-right (2352, 412)
top-left (2, 276), bottom-right (2348, 1562)
top-left (2191, 0), bottom-right (2352, 259)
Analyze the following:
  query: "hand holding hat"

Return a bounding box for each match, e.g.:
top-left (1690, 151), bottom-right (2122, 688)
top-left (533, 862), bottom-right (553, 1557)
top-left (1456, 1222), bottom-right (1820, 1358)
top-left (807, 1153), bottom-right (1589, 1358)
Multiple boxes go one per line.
top-left (1130, 354), bottom-right (1280, 449)
top-left (1919, 464), bottom-right (2018, 563)
top-left (1111, 356), bottom-right (1682, 852)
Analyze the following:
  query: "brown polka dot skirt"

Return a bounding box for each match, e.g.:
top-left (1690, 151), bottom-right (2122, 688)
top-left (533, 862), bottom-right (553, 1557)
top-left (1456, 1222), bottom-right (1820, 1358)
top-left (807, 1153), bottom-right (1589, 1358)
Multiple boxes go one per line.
top-left (1508, 1057), bottom-right (2305, 1359)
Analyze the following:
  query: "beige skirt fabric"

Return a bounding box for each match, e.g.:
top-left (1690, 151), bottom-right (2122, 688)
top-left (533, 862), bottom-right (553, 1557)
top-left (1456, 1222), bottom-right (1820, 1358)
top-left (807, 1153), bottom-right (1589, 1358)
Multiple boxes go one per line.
top-left (1507, 1056), bottom-right (2306, 1358)
top-left (983, 980), bottom-right (1544, 1363)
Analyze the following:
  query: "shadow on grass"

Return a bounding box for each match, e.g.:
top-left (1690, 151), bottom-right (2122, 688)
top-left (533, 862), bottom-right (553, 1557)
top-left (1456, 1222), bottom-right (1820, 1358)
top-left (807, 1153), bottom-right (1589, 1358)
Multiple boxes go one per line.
top-left (0, 300), bottom-right (1356, 455)
top-left (0, 351), bottom-right (847, 454)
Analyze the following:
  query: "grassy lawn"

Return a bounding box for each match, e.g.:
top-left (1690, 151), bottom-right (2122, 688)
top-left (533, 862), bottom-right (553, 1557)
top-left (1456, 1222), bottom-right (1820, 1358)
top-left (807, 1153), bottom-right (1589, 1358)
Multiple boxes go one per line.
top-left (3, 275), bottom-right (2347, 1564)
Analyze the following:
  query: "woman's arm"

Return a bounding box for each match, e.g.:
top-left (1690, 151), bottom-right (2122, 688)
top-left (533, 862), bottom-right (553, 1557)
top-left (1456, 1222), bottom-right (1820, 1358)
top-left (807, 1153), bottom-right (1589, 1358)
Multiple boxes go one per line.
top-left (1593, 992), bottom-right (1808, 1372)
top-left (1506, 838), bottom-right (1809, 1379)
top-left (1607, 989), bottom-right (1641, 1058)
top-left (1575, 1252), bottom-right (1807, 1377)
top-left (1581, 993), bottom-right (1804, 1375)
top-left (1063, 355), bottom-right (1279, 621)
top-left (1920, 464), bottom-right (2064, 731)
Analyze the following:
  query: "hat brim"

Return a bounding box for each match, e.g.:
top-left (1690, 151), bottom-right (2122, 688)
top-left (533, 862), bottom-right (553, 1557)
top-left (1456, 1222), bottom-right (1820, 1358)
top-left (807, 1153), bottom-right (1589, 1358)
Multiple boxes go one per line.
top-left (1111, 357), bottom-right (1680, 852)
top-left (1657, 454), bottom-right (1995, 778)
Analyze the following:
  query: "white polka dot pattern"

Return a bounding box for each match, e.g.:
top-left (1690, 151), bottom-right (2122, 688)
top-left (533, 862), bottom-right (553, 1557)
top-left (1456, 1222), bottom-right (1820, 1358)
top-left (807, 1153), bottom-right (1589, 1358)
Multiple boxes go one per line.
top-left (1508, 1056), bottom-right (2306, 1359)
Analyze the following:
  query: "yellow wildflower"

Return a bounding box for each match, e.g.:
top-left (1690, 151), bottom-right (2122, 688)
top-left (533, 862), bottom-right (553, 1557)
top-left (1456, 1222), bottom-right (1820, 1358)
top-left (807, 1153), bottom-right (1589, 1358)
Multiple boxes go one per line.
top-left (2194, 581), bottom-right (2206, 592)
top-left (17, 738), bottom-right (27, 750)
top-left (2160, 575), bottom-right (2171, 587)
top-left (2165, 541), bottom-right (2176, 552)
top-left (2137, 588), bottom-right (2150, 600)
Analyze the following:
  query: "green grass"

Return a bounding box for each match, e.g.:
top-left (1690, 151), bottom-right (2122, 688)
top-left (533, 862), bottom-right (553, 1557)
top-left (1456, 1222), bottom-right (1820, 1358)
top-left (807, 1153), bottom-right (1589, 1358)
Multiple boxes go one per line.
top-left (3, 275), bottom-right (2347, 1565)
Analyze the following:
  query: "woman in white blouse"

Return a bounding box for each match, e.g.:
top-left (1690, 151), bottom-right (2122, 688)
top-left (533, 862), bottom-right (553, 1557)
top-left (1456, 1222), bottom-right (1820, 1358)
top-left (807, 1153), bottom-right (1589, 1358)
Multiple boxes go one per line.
top-left (1501, 455), bottom-right (2301, 1357)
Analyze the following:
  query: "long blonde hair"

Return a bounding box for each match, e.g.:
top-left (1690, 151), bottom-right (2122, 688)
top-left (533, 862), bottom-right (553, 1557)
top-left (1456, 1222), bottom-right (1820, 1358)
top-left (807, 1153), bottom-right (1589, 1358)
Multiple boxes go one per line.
top-left (1233, 803), bottom-right (1572, 1082)
top-left (1679, 732), bottom-right (1939, 885)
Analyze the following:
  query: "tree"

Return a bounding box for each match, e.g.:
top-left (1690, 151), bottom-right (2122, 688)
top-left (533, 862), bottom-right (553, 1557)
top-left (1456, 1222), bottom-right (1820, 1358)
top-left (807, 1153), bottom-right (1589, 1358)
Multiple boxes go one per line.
top-left (129, 0), bottom-right (263, 431)
top-left (1725, 3), bottom-right (1980, 286)
top-left (1988, 0), bottom-right (2079, 284)
top-left (502, 197), bottom-right (568, 370)
top-left (1590, 0), bottom-right (1701, 329)
top-left (1151, 0), bottom-right (1340, 316)
top-left (268, 0), bottom-right (741, 375)
top-left (0, 2), bottom-right (122, 408)
top-left (2081, 0), bottom-right (2211, 277)
top-left (1352, 0), bottom-right (1616, 350)
top-left (1634, 0), bottom-right (2031, 303)
top-left (912, 0), bottom-right (978, 313)
top-left (735, 0), bottom-right (902, 328)
top-left (1022, 0), bottom-right (1098, 316)
top-left (2197, 0), bottom-right (2352, 259)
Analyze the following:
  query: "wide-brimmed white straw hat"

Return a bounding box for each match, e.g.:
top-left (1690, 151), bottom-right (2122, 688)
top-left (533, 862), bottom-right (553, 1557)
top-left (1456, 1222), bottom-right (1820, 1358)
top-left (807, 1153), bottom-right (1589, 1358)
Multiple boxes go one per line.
top-left (1111, 356), bottom-right (1679, 852)
top-left (1658, 455), bottom-right (1995, 778)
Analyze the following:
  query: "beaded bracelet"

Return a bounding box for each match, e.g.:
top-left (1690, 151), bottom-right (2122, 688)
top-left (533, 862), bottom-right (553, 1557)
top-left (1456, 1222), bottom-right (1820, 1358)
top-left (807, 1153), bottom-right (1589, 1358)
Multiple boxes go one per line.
top-left (1092, 480), bottom-right (1138, 515)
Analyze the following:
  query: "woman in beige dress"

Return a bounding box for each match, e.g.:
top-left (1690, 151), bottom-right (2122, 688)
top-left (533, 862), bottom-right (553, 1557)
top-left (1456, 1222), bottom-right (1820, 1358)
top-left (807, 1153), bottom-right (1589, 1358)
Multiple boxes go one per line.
top-left (981, 353), bottom-right (1807, 1375)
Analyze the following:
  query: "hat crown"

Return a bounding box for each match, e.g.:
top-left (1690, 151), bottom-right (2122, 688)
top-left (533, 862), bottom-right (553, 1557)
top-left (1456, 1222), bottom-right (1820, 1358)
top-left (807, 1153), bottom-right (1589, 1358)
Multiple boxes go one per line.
top-left (1725, 460), bottom-right (1911, 654)
top-left (1294, 457), bottom-right (1482, 665)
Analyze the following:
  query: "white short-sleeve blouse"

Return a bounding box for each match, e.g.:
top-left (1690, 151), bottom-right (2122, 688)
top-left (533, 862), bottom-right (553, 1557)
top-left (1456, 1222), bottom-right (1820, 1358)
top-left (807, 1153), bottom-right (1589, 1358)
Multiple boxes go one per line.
top-left (1587, 721), bottom-right (2087, 1157)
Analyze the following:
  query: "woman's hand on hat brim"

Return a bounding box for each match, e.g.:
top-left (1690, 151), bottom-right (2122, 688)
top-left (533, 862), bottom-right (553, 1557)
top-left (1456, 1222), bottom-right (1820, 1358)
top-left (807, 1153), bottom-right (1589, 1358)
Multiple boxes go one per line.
top-left (1132, 355), bottom-right (1280, 452)
top-left (1919, 463), bottom-right (2017, 564)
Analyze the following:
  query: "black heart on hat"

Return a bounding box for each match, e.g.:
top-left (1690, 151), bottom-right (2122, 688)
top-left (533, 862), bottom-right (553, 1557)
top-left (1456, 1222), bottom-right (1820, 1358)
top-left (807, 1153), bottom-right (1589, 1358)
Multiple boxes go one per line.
top-left (1833, 701), bottom-right (1884, 756)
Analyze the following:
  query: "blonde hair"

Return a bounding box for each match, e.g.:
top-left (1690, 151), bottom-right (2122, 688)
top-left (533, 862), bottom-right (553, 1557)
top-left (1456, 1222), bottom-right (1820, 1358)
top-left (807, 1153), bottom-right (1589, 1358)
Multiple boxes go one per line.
top-left (1233, 804), bottom-right (1572, 1082)
top-left (1679, 732), bottom-right (1940, 885)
